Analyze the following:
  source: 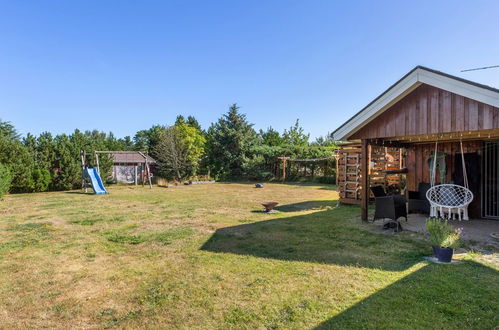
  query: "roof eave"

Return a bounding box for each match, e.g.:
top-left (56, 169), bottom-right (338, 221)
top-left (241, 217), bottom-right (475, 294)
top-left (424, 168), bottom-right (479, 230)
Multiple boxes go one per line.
top-left (332, 66), bottom-right (499, 141)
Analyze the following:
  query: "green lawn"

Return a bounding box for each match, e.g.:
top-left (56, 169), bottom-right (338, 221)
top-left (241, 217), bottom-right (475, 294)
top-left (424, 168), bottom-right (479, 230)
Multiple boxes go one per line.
top-left (0, 183), bottom-right (497, 329)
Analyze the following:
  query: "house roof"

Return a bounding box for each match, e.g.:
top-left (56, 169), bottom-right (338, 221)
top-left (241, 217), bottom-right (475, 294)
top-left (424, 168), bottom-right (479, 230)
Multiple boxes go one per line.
top-left (332, 66), bottom-right (499, 141)
top-left (107, 151), bottom-right (156, 164)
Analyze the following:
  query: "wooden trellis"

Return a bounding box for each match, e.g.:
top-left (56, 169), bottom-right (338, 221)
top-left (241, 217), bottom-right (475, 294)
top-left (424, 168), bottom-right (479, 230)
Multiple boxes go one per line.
top-left (335, 144), bottom-right (404, 204)
top-left (277, 156), bottom-right (336, 182)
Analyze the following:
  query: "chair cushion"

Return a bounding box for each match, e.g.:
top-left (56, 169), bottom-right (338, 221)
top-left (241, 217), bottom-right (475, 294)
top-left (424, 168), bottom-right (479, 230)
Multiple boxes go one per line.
top-left (418, 183), bottom-right (431, 200)
top-left (370, 185), bottom-right (386, 197)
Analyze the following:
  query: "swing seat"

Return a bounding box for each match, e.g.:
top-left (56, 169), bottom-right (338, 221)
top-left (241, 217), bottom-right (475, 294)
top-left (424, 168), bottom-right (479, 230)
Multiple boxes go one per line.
top-left (426, 184), bottom-right (474, 220)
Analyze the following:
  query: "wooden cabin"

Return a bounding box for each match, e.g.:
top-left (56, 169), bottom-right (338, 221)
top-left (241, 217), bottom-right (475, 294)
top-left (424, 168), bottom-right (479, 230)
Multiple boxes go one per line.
top-left (333, 66), bottom-right (499, 220)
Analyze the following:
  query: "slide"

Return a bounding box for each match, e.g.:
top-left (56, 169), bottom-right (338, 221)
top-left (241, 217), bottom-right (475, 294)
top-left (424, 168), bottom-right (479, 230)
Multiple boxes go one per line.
top-left (85, 168), bottom-right (108, 194)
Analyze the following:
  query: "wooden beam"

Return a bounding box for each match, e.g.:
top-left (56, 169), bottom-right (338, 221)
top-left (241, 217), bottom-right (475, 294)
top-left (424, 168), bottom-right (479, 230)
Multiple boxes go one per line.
top-left (145, 158), bottom-right (152, 189)
top-left (137, 151), bottom-right (153, 188)
top-left (360, 139), bottom-right (370, 221)
top-left (277, 157), bottom-right (289, 182)
top-left (369, 128), bottom-right (499, 145)
top-left (81, 150), bottom-right (85, 191)
top-left (95, 151), bottom-right (100, 175)
top-left (282, 158), bottom-right (286, 182)
top-left (134, 165), bottom-right (138, 186)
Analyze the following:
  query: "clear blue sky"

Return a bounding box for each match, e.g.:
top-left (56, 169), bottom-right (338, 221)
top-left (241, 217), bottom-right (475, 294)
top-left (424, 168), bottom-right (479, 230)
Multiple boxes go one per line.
top-left (1, 0), bottom-right (499, 140)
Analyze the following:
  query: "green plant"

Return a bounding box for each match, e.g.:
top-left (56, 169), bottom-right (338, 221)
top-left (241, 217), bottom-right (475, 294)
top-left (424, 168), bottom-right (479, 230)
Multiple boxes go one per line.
top-left (31, 167), bottom-right (51, 192)
top-left (316, 175), bottom-right (336, 184)
top-left (0, 163), bottom-right (12, 197)
top-left (425, 218), bottom-right (462, 249)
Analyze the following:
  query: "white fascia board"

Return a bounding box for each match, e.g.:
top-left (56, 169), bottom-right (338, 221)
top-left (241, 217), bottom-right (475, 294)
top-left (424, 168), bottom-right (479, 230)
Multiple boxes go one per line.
top-left (333, 67), bottom-right (499, 141)
top-left (332, 71), bottom-right (421, 141)
top-left (417, 69), bottom-right (499, 108)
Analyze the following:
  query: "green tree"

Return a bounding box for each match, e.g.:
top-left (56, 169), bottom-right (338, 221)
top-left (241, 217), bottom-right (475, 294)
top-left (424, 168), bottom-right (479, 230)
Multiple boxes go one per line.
top-left (133, 125), bottom-right (166, 153)
top-left (175, 115), bottom-right (186, 126)
top-left (206, 104), bottom-right (257, 178)
top-left (0, 119), bottom-right (20, 141)
top-left (259, 126), bottom-right (284, 146)
top-left (0, 163), bottom-right (12, 197)
top-left (0, 136), bottom-right (36, 192)
top-left (118, 136), bottom-right (134, 150)
top-left (31, 167), bottom-right (51, 192)
top-left (51, 133), bottom-right (81, 190)
top-left (186, 115), bottom-right (202, 131)
top-left (312, 133), bottom-right (338, 148)
top-left (153, 123), bottom-right (206, 180)
top-left (283, 119), bottom-right (309, 146)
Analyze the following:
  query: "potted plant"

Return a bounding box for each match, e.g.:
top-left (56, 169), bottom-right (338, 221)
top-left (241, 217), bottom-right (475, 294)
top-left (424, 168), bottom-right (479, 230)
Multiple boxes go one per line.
top-left (425, 218), bottom-right (462, 262)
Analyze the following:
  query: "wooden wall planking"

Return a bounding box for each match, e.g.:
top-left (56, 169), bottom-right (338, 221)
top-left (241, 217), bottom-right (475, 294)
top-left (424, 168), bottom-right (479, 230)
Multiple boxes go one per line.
top-left (351, 84), bottom-right (499, 140)
top-left (405, 141), bottom-right (482, 191)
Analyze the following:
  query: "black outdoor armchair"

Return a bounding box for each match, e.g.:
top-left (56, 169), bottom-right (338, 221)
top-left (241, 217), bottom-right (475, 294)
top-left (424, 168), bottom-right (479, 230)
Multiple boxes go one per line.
top-left (408, 182), bottom-right (431, 214)
top-left (370, 185), bottom-right (407, 232)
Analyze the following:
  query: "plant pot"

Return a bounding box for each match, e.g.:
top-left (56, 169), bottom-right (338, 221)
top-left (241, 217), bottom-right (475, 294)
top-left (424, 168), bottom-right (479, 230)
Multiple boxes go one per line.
top-left (432, 246), bottom-right (453, 263)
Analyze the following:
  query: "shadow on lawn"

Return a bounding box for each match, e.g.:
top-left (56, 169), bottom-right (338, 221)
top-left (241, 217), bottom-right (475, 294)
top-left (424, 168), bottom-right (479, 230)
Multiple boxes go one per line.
top-left (202, 204), bottom-right (498, 327)
top-left (64, 191), bottom-right (94, 195)
top-left (272, 182), bottom-right (337, 191)
top-left (201, 205), bottom-right (428, 271)
top-left (314, 260), bottom-right (498, 329)
top-left (274, 200), bottom-right (338, 212)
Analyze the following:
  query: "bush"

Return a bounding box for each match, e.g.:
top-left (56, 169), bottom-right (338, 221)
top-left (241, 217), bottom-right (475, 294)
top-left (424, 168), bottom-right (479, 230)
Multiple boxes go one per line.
top-left (425, 218), bottom-right (462, 249)
top-left (0, 136), bottom-right (36, 193)
top-left (0, 163), bottom-right (12, 197)
top-left (31, 167), bottom-right (51, 192)
top-left (316, 175), bottom-right (336, 184)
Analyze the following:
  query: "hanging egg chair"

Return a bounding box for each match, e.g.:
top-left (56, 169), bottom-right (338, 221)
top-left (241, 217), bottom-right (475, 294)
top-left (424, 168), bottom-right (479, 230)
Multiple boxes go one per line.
top-left (425, 141), bottom-right (474, 220)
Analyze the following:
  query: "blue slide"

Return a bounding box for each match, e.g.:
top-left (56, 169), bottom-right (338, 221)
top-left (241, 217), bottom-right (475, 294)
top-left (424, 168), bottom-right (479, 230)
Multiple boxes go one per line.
top-left (85, 168), bottom-right (108, 194)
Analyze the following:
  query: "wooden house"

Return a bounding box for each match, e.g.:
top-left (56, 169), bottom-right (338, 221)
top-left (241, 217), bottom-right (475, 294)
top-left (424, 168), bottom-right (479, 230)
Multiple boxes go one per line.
top-left (332, 66), bottom-right (499, 220)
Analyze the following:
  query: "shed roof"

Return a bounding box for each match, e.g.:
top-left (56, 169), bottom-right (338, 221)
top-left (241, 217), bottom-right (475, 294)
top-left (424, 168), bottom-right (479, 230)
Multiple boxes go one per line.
top-left (107, 151), bottom-right (156, 164)
top-left (332, 66), bottom-right (499, 141)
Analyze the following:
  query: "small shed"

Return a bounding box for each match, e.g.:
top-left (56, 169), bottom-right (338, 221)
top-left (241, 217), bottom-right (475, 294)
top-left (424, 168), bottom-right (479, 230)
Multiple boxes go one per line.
top-left (107, 151), bottom-right (156, 184)
top-left (332, 66), bottom-right (499, 220)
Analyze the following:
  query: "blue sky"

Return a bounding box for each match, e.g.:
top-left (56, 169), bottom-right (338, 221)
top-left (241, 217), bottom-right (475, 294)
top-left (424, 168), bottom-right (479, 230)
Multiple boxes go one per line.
top-left (1, 1), bottom-right (499, 139)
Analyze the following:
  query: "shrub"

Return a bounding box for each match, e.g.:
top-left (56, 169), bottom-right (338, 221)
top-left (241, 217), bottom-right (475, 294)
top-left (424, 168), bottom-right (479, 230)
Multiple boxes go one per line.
top-left (316, 175), bottom-right (336, 184)
top-left (425, 218), bottom-right (462, 249)
top-left (0, 163), bottom-right (12, 197)
top-left (31, 167), bottom-right (51, 192)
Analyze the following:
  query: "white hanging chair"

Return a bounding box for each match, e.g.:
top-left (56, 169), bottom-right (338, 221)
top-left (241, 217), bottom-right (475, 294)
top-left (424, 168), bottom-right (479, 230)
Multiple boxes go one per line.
top-left (425, 141), bottom-right (474, 220)
top-left (426, 184), bottom-right (474, 220)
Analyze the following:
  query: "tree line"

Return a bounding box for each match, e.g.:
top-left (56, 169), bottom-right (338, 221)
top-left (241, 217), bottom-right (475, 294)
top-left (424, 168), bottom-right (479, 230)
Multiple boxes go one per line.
top-left (0, 104), bottom-right (337, 196)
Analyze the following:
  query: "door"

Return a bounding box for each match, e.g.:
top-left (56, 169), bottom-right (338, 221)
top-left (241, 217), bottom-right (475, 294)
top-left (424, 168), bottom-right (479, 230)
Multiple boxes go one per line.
top-left (453, 152), bottom-right (481, 219)
top-left (482, 141), bottom-right (499, 219)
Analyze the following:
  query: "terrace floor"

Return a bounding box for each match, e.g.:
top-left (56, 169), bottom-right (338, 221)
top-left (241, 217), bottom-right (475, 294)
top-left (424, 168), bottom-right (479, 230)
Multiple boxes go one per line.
top-left (370, 213), bottom-right (499, 249)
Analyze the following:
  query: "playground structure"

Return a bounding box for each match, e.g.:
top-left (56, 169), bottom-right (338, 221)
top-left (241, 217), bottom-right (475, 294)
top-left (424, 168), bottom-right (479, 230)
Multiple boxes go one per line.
top-left (80, 150), bottom-right (153, 193)
top-left (85, 167), bottom-right (108, 194)
top-left (80, 150), bottom-right (108, 194)
top-left (103, 151), bottom-right (155, 187)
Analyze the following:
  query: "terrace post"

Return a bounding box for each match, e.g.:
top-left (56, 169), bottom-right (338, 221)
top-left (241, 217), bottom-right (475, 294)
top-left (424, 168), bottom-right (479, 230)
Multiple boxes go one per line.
top-left (361, 139), bottom-right (369, 221)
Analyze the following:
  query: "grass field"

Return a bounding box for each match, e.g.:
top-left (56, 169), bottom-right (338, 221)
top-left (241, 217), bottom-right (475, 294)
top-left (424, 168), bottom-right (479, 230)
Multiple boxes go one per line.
top-left (0, 183), bottom-right (497, 329)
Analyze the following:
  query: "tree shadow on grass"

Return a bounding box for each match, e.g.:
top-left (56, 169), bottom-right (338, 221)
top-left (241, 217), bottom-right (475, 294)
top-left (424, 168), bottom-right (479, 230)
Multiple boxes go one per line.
top-left (201, 206), bottom-right (428, 271)
top-left (64, 191), bottom-right (94, 195)
top-left (314, 260), bottom-right (498, 329)
top-left (274, 200), bottom-right (338, 212)
top-left (273, 182), bottom-right (337, 190)
top-left (250, 201), bottom-right (337, 213)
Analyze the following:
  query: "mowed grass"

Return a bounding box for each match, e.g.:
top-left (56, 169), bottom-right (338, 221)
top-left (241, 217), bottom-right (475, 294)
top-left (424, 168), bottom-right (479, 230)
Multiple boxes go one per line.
top-left (0, 183), bottom-right (497, 329)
